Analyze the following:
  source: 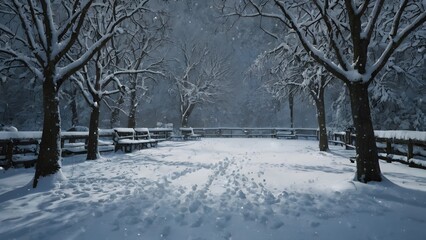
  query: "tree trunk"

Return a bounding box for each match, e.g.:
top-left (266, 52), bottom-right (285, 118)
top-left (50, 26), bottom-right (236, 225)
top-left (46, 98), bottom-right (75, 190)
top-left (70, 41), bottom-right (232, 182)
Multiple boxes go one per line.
top-left (33, 79), bottom-right (62, 188)
top-left (70, 88), bottom-right (79, 127)
top-left (315, 92), bottom-right (329, 151)
top-left (289, 93), bottom-right (294, 128)
top-left (181, 104), bottom-right (195, 127)
top-left (110, 95), bottom-right (123, 128)
top-left (181, 113), bottom-right (189, 128)
top-left (348, 83), bottom-right (381, 182)
top-left (127, 88), bottom-right (137, 128)
top-left (86, 103), bottom-right (100, 160)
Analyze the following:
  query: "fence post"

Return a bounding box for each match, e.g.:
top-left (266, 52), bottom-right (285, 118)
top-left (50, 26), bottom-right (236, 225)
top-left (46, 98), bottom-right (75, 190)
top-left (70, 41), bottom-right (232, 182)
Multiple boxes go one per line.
top-left (6, 140), bottom-right (14, 167)
top-left (345, 128), bottom-right (352, 150)
top-left (386, 140), bottom-right (392, 163)
top-left (407, 139), bottom-right (414, 160)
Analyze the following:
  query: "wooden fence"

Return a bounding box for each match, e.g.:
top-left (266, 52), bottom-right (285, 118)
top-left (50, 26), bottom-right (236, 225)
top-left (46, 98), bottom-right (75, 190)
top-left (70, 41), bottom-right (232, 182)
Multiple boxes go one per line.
top-left (192, 127), bottom-right (319, 139)
top-left (331, 130), bottom-right (426, 168)
top-left (1, 127), bottom-right (425, 170)
top-left (0, 128), bottom-right (173, 168)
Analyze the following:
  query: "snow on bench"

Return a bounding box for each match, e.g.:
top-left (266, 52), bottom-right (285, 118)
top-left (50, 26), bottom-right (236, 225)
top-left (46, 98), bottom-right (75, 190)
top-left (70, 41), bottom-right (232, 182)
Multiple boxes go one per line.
top-left (113, 128), bottom-right (157, 153)
top-left (180, 127), bottom-right (201, 140)
top-left (134, 128), bottom-right (158, 147)
top-left (148, 128), bottom-right (173, 141)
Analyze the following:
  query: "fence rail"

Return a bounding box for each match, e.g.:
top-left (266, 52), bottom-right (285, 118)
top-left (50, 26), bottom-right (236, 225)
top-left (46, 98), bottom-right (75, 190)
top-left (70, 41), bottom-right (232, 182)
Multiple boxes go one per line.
top-left (1, 127), bottom-right (425, 169)
top-left (0, 128), bottom-right (173, 168)
top-left (192, 127), bottom-right (319, 139)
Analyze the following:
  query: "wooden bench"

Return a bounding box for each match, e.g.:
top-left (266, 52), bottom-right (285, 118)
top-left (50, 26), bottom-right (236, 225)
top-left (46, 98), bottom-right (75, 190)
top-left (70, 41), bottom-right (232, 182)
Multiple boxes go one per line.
top-left (61, 130), bottom-right (114, 156)
top-left (134, 128), bottom-right (158, 147)
top-left (149, 128), bottom-right (173, 141)
top-left (113, 128), bottom-right (156, 153)
top-left (180, 127), bottom-right (201, 140)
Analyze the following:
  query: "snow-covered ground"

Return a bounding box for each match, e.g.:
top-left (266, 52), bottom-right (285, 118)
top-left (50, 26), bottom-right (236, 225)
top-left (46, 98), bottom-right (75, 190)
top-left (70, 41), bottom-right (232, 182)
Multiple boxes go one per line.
top-left (1, 138), bottom-right (426, 240)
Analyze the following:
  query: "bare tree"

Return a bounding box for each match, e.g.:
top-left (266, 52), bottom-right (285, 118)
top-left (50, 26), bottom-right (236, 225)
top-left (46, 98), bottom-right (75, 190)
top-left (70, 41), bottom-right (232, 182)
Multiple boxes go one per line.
top-left (107, 93), bottom-right (125, 128)
top-left (0, 0), bottom-right (151, 187)
top-left (223, 0), bottom-right (426, 183)
top-left (72, 9), bottom-right (165, 160)
top-left (60, 82), bottom-right (83, 128)
top-left (252, 40), bottom-right (331, 151)
top-left (171, 42), bottom-right (230, 127)
top-left (124, 14), bottom-right (168, 128)
top-left (71, 55), bottom-right (127, 160)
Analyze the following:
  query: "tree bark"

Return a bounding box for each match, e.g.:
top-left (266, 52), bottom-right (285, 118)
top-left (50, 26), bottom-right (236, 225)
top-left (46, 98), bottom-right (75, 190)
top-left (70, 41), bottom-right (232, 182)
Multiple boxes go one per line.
top-left (70, 87), bottom-right (79, 127)
top-left (86, 103), bottom-right (100, 160)
top-left (110, 95), bottom-right (123, 128)
top-left (289, 93), bottom-right (294, 128)
top-left (181, 104), bottom-right (195, 127)
top-left (315, 92), bottom-right (329, 152)
top-left (127, 86), bottom-right (137, 128)
top-left (33, 79), bottom-right (62, 188)
top-left (348, 83), bottom-right (382, 182)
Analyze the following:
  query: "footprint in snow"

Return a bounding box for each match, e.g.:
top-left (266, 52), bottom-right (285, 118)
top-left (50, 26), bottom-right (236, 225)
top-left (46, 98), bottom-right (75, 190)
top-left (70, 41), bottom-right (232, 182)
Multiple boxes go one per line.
top-left (188, 199), bottom-right (201, 213)
top-left (237, 189), bottom-right (246, 199)
top-left (191, 216), bottom-right (203, 227)
top-left (78, 192), bottom-right (90, 198)
top-left (160, 226), bottom-right (171, 239)
top-left (310, 221), bottom-right (320, 228)
top-left (270, 220), bottom-right (285, 229)
top-left (215, 215), bottom-right (231, 230)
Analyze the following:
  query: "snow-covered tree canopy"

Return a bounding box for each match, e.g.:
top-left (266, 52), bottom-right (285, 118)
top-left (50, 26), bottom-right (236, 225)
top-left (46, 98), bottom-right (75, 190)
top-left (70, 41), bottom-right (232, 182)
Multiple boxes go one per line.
top-left (0, 0), bottom-right (150, 88)
top-left (222, 0), bottom-right (426, 84)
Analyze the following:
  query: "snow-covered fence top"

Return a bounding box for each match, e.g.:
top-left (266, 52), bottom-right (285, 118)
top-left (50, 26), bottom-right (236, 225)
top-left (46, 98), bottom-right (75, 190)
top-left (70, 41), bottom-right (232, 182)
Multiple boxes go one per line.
top-left (0, 131), bottom-right (42, 140)
top-left (1, 128), bottom-right (424, 142)
top-left (330, 129), bottom-right (426, 168)
top-left (374, 130), bottom-right (426, 142)
top-left (0, 128), bottom-right (173, 141)
top-left (0, 130), bottom-right (115, 141)
top-left (332, 130), bottom-right (426, 144)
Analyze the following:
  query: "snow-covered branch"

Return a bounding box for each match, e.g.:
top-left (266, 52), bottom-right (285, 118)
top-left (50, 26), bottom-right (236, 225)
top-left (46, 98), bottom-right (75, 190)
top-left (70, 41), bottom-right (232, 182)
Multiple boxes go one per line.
top-left (370, 4), bottom-right (426, 82)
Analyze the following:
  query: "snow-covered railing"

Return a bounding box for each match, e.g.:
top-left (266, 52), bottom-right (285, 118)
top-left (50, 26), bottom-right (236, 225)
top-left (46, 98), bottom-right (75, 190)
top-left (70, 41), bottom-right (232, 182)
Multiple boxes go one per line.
top-left (331, 130), bottom-right (426, 168)
top-left (374, 131), bottom-right (426, 168)
top-left (374, 130), bottom-right (426, 143)
top-left (0, 130), bottom-right (116, 168)
top-left (191, 127), bottom-right (319, 139)
top-left (0, 128), bottom-right (172, 169)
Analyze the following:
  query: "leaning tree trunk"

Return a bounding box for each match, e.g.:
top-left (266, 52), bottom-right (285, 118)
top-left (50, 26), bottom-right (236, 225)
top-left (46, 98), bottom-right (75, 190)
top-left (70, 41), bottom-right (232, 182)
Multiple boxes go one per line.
top-left (314, 92), bottom-right (329, 152)
top-left (348, 83), bottom-right (381, 182)
top-left (86, 103), bottom-right (100, 160)
top-left (33, 79), bottom-right (62, 188)
top-left (181, 113), bottom-right (189, 128)
top-left (181, 104), bottom-right (195, 127)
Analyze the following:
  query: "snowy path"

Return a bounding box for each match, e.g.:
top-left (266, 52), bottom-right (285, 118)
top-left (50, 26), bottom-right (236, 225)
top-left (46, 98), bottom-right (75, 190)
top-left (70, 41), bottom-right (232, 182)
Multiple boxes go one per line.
top-left (1, 139), bottom-right (426, 240)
